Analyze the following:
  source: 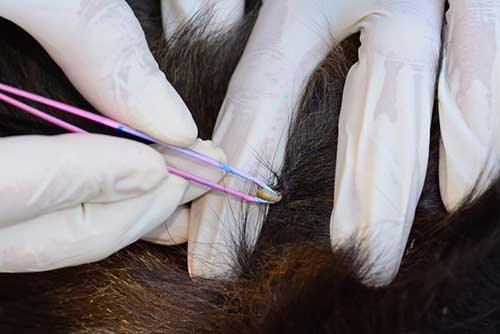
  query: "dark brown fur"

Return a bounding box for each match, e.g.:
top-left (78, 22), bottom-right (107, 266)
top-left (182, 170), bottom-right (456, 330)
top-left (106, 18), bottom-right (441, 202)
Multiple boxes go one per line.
top-left (1, 1), bottom-right (500, 333)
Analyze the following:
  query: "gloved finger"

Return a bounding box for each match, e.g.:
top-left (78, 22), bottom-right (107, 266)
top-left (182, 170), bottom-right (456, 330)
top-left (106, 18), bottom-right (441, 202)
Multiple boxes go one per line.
top-left (0, 134), bottom-right (168, 227)
top-left (0, 174), bottom-right (187, 272)
top-left (142, 139), bottom-right (227, 247)
top-left (142, 205), bottom-right (189, 246)
top-left (331, 1), bottom-right (444, 285)
top-left (0, 0), bottom-right (197, 146)
top-left (438, 0), bottom-right (500, 211)
top-left (161, 0), bottom-right (244, 36)
top-left (186, 1), bottom-right (337, 278)
top-left (153, 139), bottom-right (227, 204)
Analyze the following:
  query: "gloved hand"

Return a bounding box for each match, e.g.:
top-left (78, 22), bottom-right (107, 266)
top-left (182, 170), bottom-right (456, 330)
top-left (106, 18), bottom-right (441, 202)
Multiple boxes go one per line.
top-left (0, 135), bottom-right (225, 271)
top-left (438, 1), bottom-right (500, 211)
top-left (187, 0), bottom-right (445, 285)
top-left (0, 0), bottom-right (223, 271)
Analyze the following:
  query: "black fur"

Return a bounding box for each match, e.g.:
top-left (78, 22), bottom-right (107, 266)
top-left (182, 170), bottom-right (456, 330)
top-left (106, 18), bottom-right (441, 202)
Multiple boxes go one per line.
top-left (1, 1), bottom-right (500, 333)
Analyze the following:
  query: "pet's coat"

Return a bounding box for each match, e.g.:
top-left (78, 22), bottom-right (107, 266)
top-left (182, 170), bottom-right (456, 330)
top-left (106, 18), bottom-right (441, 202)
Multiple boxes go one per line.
top-left (1, 1), bottom-right (500, 333)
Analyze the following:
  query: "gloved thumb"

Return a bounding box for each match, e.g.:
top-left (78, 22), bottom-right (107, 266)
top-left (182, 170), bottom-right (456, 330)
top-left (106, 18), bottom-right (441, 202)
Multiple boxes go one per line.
top-left (0, 0), bottom-right (197, 146)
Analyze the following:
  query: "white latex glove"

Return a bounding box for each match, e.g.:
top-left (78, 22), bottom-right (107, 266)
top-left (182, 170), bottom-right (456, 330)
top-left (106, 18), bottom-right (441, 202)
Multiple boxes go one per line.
top-left (439, 1), bottom-right (500, 211)
top-left (0, 135), bottom-right (225, 271)
top-left (188, 0), bottom-right (444, 285)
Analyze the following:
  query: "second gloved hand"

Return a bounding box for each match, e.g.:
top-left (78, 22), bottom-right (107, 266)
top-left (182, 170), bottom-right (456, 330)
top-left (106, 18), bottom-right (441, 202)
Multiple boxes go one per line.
top-left (187, 0), bottom-right (444, 285)
top-left (0, 134), bottom-right (225, 272)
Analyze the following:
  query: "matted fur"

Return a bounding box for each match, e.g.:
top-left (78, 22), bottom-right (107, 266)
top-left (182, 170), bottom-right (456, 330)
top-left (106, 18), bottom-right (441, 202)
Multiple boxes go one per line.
top-left (1, 1), bottom-right (500, 333)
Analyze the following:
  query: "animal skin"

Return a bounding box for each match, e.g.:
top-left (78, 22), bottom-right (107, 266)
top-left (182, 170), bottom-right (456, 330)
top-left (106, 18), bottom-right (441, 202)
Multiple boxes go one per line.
top-left (1, 1), bottom-right (500, 333)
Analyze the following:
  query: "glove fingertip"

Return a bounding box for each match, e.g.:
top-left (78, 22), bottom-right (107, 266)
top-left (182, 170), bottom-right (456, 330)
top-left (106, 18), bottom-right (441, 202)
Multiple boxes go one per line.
top-left (128, 75), bottom-right (199, 147)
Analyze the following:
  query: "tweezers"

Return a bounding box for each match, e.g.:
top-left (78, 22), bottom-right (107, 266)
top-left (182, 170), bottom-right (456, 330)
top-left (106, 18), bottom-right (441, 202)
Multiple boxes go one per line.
top-left (0, 82), bottom-right (281, 204)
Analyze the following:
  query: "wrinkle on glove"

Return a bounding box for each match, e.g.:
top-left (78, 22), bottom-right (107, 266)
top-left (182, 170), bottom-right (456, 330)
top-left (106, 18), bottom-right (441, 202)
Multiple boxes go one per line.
top-left (0, 135), bottom-right (226, 272)
top-left (188, 0), bottom-right (444, 285)
top-left (0, 0), bottom-right (197, 146)
top-left (438, 1), bottom-right (500, 211)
